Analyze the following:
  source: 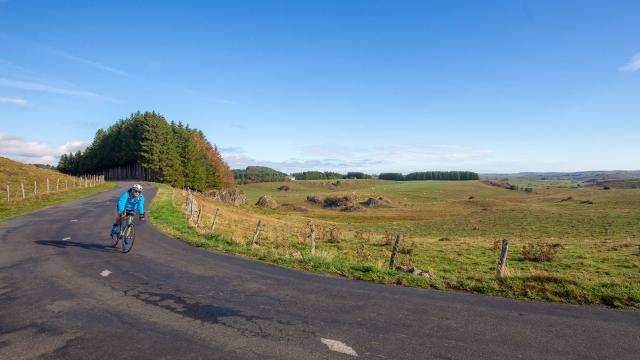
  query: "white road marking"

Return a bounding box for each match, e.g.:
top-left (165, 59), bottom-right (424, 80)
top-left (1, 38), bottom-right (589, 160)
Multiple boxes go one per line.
top-left (61, 237), bottom-right (71, 241)
top-left (320, 338), bottom-right (358, 357)
top-left (70, 219), bottom-right (78, 222)
top-left (100, 270), bottom-right (112, 277)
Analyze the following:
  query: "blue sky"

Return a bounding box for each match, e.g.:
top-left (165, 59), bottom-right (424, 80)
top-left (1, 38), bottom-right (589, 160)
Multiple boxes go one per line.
top-left (0, 0), bottom-right (638, 173)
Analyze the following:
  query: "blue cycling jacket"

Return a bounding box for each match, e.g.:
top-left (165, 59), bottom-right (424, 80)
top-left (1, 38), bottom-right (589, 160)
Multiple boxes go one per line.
top-left (117, 190), bottom-right (145, 215)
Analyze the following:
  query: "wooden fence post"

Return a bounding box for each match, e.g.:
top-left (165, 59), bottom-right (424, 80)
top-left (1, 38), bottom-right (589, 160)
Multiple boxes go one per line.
top-left (21, 183), bottom-right (25, 199)
top-left (6, 185), bottom-right (9, 202)
top-left (56, 178), bottom-right (60, 192)
top-left (310, 223), bottom-right (316, 256)
top-left (187, 189), bottom-right (193, 214)
top-left (495, 239), bottom-right (509, 279)
top-left (251, 220), bottom-right (262, 246)
top-left (34, 180), bottom-right (37, 197)
top-left (46, 178), bottom-right (50, 194)
top-left (210, 208), bottom-right (219, 232)
top-left (389, 234), bottom-right (402, 270)
top-left (65, 179), bottom-right (68, 190)
top-left (196, 209), bottom-right (202, 227)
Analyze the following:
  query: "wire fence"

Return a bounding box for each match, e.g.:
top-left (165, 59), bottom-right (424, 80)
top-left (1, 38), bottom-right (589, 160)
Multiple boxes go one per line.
top-left (2, 174), bottom-right (105, 203)
top-left (182, 188), bottom-right (513, 278)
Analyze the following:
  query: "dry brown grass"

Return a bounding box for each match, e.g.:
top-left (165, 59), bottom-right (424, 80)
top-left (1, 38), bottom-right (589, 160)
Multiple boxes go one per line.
top-left (521, 242), bottom-right (561, 262)
top-left (0, 157), bottom-right (90, 201)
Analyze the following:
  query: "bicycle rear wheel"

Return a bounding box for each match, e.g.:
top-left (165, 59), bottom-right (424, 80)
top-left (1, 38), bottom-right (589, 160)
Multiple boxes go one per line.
top-left (121, 223), bottom-right (135, 253)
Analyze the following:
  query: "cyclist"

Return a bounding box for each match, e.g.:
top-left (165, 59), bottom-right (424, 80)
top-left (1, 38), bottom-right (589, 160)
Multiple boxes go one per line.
top-left (110, 184), bottom-right (146, 242)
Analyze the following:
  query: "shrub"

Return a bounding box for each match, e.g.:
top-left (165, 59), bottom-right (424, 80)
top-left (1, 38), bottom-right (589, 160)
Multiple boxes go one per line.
top-left (205, 188), bottom-right (247, 206)
top-left (324, 227), bottom-right (343, 243)
top-left (277, 185), bottom-right (290, 192)
top-left (306, 195), bottom-right (322, 204)
top-left (256, 195), bottom-right (278, 209)
top-left (383, 231), bottom-right (395, 246)
top-left (399, 246), bottom-right (414, 255)
top-left (323, 195), bottom-right (353, 208)
top-left (521, 242), bottom-right (560, 262)
top-left (360, 197), bottom-right (392, 208)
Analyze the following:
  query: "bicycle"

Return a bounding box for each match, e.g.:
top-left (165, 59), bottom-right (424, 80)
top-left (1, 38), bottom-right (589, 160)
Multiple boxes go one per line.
top-left (111, 211), bottom-right (136, 253)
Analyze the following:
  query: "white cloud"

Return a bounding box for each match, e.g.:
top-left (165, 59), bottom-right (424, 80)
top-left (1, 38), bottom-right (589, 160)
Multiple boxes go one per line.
top-left (219, 147), bottom-right (384, 172)
top-left (620, 52), bottom-right (640, 72)
top-left (414, 143), bottom-right (464, 150)
top-left (220, 144), bottom-right (493, 173)
top-left (1, 35), bottom-right (128, 76)
top-left (213, 98), bottom-right (235, 105)
top-left (0, 133), bottom-right (90, 165)
top-left (0, 78), bottom-right (112, 100)
top-left (43, 47), bottom-right (128, 76)
top-left (0, 96), bottom-right (29, 106)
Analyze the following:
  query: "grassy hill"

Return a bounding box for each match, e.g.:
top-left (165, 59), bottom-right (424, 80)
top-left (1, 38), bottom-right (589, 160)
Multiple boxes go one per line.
top-left (0, 157), bottom-right (114, 220)
top-left (150, 178), bottom-right (640, 308)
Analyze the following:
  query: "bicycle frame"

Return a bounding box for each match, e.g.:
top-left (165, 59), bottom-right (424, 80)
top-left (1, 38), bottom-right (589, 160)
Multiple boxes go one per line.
top-left (119, 212), bottom-right (134, 231)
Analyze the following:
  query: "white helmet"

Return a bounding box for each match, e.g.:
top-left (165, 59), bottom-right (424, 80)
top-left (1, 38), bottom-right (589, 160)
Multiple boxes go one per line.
top-left (131, 184), bottom-right (143, 192)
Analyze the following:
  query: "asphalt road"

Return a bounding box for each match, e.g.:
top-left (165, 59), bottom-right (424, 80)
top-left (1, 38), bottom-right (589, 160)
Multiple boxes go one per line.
top-left (1, 184), bottom-right (639, 359)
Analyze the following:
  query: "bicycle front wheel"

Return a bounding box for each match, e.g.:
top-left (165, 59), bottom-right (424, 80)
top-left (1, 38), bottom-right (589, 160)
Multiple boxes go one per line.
top-left (121, 223), bottom-right (136, 253)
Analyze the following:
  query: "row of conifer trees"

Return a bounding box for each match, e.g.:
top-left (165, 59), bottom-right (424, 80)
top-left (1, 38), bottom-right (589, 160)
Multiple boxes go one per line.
top-left (58, 112), bottom-right (234, 191)
top-left (378, 171), bottom-right (479, 181)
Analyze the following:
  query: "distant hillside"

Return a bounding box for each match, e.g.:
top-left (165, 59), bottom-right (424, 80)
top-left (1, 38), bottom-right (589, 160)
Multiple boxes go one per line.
top-left (233, 166), bottom-right (288, 184)
top-left (593, 178), bottom-right (640, 189)
top-left (482, 171), bottom-right (640, 183)
top-left (57, 111), bottom-right (234, 191)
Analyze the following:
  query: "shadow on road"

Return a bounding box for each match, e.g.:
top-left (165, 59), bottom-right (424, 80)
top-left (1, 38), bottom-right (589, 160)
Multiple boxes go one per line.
top-left (34, 240), bottom-right (118, 252)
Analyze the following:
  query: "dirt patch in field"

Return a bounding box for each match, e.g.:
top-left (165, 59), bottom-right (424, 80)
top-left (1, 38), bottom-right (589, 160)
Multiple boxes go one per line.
top-left (278, 203), bottom-right (310, 212)
top-left (341, 204), bottom-right (364, 212)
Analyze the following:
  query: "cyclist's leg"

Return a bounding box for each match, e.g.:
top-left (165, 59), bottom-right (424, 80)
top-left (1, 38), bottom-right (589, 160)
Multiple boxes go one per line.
top-left (124, 211), bottom-right (135, 237)
top-left (112, 206), bottom-right (125, 233)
